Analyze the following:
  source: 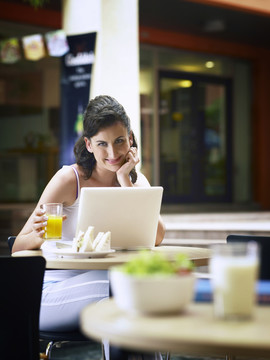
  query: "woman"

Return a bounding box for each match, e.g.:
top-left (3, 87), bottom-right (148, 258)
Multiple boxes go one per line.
top-left (13, 95), bottom-right (165, 332)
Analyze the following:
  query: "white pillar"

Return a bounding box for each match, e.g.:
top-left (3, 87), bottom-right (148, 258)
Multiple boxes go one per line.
top-left (91, 0), bottom-right (140, 146)
top-left (62, 0), bottom-right (141, 154)
top-left (62, 0), bottom-right (101, 34)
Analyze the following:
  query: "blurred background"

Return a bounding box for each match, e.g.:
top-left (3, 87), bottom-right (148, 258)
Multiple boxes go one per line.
top-left (0, 0), bottom-right (270, 250)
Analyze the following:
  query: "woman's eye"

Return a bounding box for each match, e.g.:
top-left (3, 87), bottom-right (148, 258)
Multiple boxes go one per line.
top-left (115, 138), bottom-right (124, 144)
top-left (97, 142), bottom-right (107, 147)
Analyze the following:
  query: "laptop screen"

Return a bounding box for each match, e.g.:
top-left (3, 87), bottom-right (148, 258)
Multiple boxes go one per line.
top-left (76, 187), bottom-right (163, 250)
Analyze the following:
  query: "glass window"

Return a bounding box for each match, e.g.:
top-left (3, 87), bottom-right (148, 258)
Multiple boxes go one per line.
top-left (0, 57), bottom-right (60, 202)
top-left (140, 45), bottom-right (252, 204)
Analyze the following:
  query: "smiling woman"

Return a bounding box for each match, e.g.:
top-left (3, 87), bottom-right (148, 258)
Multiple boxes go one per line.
top-left (13, 94), bottom-right (166, 334)
top-left (84, 122), bottom-right (136, 183)
top-left (74, 95), bottom-right (138, 185)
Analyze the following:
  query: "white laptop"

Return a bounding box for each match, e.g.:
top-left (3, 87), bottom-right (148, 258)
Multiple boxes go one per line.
top-left (76, 187), bottom-right (163, 250)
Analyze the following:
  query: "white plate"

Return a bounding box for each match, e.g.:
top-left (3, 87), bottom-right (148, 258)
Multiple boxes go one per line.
top-left (47, 248), bottom-right (116, 259)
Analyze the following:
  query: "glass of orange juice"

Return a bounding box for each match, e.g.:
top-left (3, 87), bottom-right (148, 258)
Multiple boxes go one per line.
top-left (42, 203), bottom-right (63, 240)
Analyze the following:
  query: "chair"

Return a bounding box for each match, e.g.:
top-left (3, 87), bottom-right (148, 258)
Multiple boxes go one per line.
top-left (8, 237), bottom-right (99, 359)
top-left (0, 256), bottom-right (45, 360)
top-left (227, 234), bottom-right (270, 280)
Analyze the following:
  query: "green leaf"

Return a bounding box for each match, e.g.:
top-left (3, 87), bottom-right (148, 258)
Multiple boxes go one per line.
top-left (120, 250), bottom-right (193, 276)
top-left (24, 0), bottom-right (50, 8)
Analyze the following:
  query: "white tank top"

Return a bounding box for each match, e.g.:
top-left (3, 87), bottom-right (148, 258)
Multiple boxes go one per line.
top-left (43, 166), bottom-right (87, 286)
top-left (62, 165), bottom-right (80, 242)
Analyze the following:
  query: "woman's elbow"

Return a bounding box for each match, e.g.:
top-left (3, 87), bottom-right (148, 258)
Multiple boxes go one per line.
top-left (155, 219), bottom-right (166, 246)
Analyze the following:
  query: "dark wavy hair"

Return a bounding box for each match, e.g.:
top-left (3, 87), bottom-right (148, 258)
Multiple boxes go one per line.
top-left (74, 95), bottom-right (138, 183)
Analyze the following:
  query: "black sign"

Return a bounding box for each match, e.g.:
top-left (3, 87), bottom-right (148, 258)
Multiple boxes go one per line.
top-left (60, 32), bottom-right (96, 166)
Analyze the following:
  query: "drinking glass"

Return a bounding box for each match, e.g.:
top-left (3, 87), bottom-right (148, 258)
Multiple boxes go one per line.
top-left (42, 203), bottom-right (63, 240)
top-left (210, 242), bottom-right (259, 320)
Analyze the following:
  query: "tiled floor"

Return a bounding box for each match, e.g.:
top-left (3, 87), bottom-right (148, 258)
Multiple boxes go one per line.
top-left (41, 340), bottom-right (226, 360)
top-left (40, 340), bottom-right (103, 360)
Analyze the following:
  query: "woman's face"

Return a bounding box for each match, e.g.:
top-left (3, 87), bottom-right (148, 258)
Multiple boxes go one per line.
top-left (85, 122), bottom-right (133, 172)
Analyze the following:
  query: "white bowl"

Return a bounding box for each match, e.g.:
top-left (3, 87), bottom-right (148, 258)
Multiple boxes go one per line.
top-left (110, 269), bottom-right (196, 315)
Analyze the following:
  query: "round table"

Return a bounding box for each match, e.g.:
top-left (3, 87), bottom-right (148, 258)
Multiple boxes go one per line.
top-left (12, 245), bottom-right (211, 269)
top-left (81, 298), bottom-right (270, 359)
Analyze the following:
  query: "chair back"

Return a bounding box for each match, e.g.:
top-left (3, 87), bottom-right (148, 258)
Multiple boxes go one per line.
top-left (0, 256), bottom-right (46, 360)
top-left (227, 234), bottom-right (270, 280)
top-left (7, 236), bottom-right (16, 253)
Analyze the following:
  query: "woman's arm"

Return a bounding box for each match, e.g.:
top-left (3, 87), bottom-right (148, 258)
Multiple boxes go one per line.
top-left (116, 147), bottom-right (140, 187)
top-left (13, 166), bottom-right (78, 253)
top-left (135, 172), bottom-right (166, 246)
top-left (155, 215), bottom-right (166, 246)
top-left (116, 147), bottom-right (166, 244)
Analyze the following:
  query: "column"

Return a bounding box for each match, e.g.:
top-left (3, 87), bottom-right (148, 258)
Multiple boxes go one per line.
top-left (62, 0), bottom-right (140, 153)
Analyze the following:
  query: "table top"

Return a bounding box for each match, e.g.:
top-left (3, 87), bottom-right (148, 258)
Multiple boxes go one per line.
top-left (12, 245), bottom-right (211, 270)
top-left (80, 298), bottom-right (270, 358)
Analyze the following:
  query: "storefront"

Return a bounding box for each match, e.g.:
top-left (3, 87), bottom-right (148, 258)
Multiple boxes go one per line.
top-left (0, 0), bottom-right (270, 210)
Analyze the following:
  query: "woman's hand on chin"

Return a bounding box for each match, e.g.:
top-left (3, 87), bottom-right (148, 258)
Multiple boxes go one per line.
top-left (116, 147), bottom-right (139, 187)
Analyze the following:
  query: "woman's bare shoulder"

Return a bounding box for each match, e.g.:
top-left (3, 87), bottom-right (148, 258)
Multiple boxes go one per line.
top-left (54, 165), bottom-right (78, 183)
top-left (39, 165), bottom-right (78, 205)
top-left (134, 171), bottom-right (151, 187)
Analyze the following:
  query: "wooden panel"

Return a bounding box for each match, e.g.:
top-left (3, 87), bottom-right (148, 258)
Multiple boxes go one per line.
top-left (189, 0), bottom-right (270, 17)
top-left (252, 57), bottom-right (270, 209)
top-left (0, 1), bottom-right (61, 28)
top-left (139, 26), bottom-right (270, 59)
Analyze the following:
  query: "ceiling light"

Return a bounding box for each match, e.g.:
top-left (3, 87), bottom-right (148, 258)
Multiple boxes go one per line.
top-left (205, 61), bottom-right (215, 69)
top-left (178, 80), bottom-right (192, 88)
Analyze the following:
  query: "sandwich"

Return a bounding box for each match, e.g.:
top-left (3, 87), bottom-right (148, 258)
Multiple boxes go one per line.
top-left (95, 231), bottom-right (111, 251)
top-left (72, 226), bottom-right (94, 252)
top-left (72, 226), bottom-right (111, 252)
top-left (92, 231), bottom-right (104, 250)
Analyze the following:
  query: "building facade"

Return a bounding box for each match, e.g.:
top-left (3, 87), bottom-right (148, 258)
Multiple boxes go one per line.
top-left (0, 0), bottom-right (270, 210)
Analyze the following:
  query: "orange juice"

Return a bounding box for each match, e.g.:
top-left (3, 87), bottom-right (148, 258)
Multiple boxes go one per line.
top-left (45, 215), bottom-right (62, 239)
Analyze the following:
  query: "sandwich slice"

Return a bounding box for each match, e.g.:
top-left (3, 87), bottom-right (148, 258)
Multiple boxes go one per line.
top-left (95, 231), bottom-right (111, 251)
top-left (92, 231), bottom-right (104, 250)
top-left (72, 226), bottom-right (94, 252)
top-left (72, 230), bottom-right (84, 252)
top-left (80, 226), bottom-right (94, 252)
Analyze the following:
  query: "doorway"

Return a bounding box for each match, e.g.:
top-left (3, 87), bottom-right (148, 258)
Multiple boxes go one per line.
top-left (159, 70), bottom-right (232, 203)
